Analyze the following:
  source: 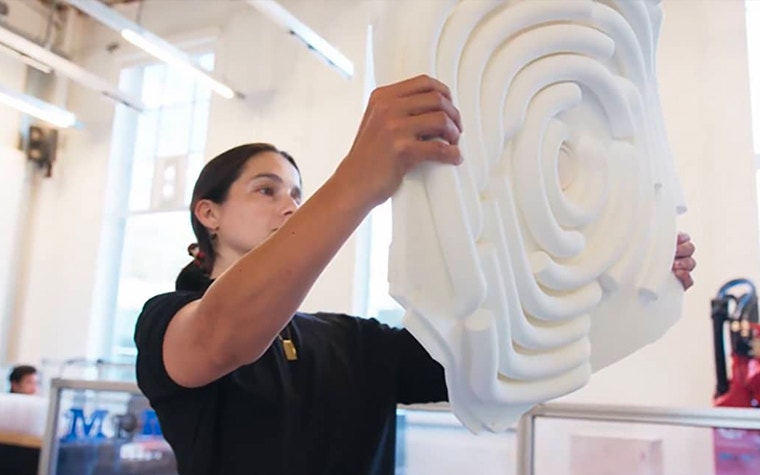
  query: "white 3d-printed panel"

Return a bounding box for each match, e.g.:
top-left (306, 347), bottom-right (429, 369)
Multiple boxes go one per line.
top-left (372, 0), bottom-right (686, 433)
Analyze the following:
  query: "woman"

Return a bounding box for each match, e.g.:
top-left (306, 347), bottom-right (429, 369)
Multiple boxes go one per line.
top-left (135, 75), bottom-right (696, 475)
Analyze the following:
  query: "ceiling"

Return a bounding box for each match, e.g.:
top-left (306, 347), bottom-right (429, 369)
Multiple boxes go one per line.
top-left (34, 0), bottom-right (140, 10)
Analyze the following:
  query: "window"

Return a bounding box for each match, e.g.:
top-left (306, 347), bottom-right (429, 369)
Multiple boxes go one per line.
top-left (105, 53), bottom-right (214, 360)
top-left (365, 200), bottom-right (405, 327)
top-left (361, 26), bottom-right (405, 328)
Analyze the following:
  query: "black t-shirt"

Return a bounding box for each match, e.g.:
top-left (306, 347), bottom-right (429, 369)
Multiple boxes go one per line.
top-left (134, 291), bottom-right (448, 475)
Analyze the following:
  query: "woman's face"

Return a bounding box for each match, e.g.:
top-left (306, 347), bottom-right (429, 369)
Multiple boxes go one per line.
top-left (212, 151), bottom-right (302, 257)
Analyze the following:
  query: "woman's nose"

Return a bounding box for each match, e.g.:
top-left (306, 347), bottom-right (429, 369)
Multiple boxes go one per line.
top-left (282, 196), bottom-right (299, 216)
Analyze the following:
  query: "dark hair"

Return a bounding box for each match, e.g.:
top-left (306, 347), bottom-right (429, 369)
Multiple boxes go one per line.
top-left (190, 143), bottom-right (300, 274)
top-left (9, 365), bottom-right (36, 385)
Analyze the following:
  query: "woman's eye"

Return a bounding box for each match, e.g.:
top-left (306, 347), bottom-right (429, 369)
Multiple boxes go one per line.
top-left (258, 187), bottom-right (275, 196)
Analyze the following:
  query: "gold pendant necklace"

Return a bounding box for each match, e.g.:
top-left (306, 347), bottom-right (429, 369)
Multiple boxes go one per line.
top-left (279, 324), bottom-right (298, 361)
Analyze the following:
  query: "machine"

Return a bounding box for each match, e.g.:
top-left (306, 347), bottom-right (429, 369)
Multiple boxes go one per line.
top-left (712, 278), bottom-right (760, 407)
top-left (711, 278), bottom-right (760, 475)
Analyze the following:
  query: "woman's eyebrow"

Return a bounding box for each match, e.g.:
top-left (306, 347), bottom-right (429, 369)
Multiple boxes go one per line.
top-left (250, 173), bottom-right (302, 198)
top-left (249, 173), bottom-right (284, 183)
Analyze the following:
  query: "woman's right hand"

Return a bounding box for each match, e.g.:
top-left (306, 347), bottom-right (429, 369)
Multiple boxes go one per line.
top-left (337, 75), bottom-right (464, 207)
top-left (160, 75), bottom-right (464, 389)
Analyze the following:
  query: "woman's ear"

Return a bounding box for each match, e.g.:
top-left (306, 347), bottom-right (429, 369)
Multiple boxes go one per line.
top-left (194, 199), bottom-right (221, 232)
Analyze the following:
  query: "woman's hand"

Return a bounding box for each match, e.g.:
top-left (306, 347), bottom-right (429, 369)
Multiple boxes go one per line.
top-left (673, 232), bottom-right (696, 290)
top-left (338, 74), bottom-right (464, 207)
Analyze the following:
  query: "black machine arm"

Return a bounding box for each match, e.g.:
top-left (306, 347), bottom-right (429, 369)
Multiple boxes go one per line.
top-left (712, 296), bottom-right (730, 398)
top-left (712, 278), bottom-right (758, 399)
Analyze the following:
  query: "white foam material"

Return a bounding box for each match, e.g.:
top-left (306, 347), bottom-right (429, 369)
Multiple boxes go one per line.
top-left (372, 0), bottom-right (686, 433)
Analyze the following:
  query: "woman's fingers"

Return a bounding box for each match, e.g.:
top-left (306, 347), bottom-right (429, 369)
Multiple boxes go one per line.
top-left (404, 139), bottom-right (462, 167)
top-left (404, 110), bottom-right (462, 146)
top-left (673, 256), bottom-right (696, 272)
top-left (401, 90), bottom-right (463, 134)
top-left (674, 270), bottom-right (694, 290)
top-left (387, 74), bottom-right (453, 101)
top-left (675, 241), bottom-right (695, 259)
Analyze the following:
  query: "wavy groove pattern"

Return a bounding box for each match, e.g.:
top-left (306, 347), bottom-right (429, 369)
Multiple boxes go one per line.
top-left (372, 0), bottom-right (685, 432)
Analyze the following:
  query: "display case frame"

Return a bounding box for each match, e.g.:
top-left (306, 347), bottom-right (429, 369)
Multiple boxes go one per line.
top-left (37, 377), bottom-right (171, 475)
top-left (517, 402), bottom-right (760, 475)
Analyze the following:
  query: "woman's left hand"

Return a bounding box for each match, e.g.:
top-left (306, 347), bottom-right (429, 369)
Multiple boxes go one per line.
top-left (673, 232), bottom-right (696, 290)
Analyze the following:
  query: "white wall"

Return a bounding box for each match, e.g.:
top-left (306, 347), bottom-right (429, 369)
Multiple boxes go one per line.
top-left (3, 0), bottom-right (759, 412)
top-left (0, 146), bottom-right (28, 360)
top-left (7, 0), bottom-right (369, 364)
top-left (0, 0), bottom-right (63, 363)
top-left (560, 0), bottom-right (760, 408)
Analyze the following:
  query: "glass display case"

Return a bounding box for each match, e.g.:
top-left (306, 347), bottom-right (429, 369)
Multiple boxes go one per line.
top-left (44, 378), bottom-right (759, 475)
top-left (36, 380), bottom-right (518, 475)
top-left (397, 404), bottom-right (517, 475)
top-left (518, 403), bottom-right (760, 475)
top-left (37, 378), bottom-right (176, 475)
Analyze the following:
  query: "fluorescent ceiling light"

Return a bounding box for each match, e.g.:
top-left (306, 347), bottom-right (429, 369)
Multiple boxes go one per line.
top-left (0, 84), bottom-right (78, 128)
top-left (0, 26), bottom-right (144, 112)
top-left (247, 0), bottom-right (354, 79)
top-left (0, 42), bottom-right (52, 74)
top-left (120, 29), bottom-right (234, 99)
top-left (62, 0), bottom-right (240, 99)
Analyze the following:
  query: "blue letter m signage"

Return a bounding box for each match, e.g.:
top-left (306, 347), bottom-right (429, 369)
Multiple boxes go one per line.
top-left (62, 408), bottom-right (108, 441)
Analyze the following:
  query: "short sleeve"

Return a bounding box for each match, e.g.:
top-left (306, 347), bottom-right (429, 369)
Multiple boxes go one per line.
top-left (355, 317), bottom-right (449, 405)
top-left (134, 291), bottom-right (204, 402)
top-left (394, 328), bottom-right (449, 404)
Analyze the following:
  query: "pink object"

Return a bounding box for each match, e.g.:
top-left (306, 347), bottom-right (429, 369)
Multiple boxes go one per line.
top-left (570, 433), bottom-right (663, 475)
top-left (713, 428), bottom-right (760, 475)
